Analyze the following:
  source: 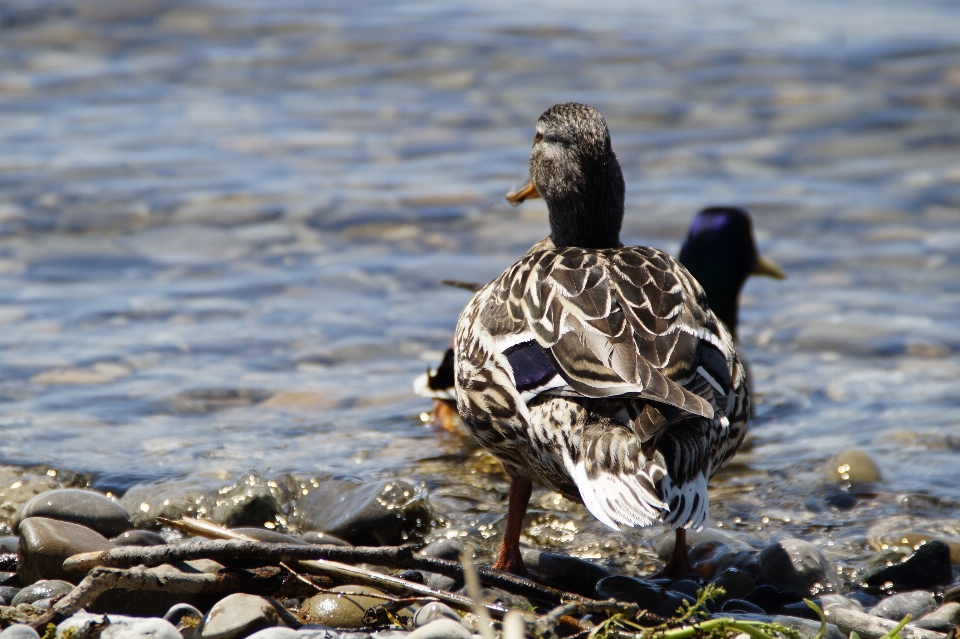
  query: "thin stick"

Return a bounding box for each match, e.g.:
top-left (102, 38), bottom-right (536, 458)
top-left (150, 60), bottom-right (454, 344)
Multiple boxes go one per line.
top-left (462, 547), bottom-right (496, 639)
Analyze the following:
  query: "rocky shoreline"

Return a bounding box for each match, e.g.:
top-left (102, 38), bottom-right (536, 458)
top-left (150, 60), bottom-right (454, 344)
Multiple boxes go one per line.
top-left (0, 464), bottom-right (957, 639)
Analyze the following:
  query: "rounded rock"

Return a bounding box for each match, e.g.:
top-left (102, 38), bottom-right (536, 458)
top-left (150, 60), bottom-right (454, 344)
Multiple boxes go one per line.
top-left (0, 625), bottom-right (41, 639)
top-left (825, 450), bottom-right (880, 485)
top-left (230, 528), bottom-right (306, 544)
top-left (15, 489), bottom-right (132, 538)
top-left (721, 599), bottom-right (766, 614)
top-left (201, 593), bottom-right (286, 639)
top-left (210, 486), bottom-right (282, 529)
top-left (112, 530), bottom-right (167, 546)
top-left (165, 602), bottom-right (204, 638)
top-left (0, 585), bottom-right (22, 605)
top-left (296, 628), bottom-right (341, 639)
top-left (417, 539), bottom-right (465, 562)
top-left (868, 591), bottom-right (937, 621)
top-left (919, 602), bottom-right (960, 626)
top-left (414, 603), bottom-right (460, 628)
top-left (302, 586), bottom-right (396, 629)
top-left (859, 541), bottom-right (953, 592)
top-left (17, 517), bottom-right (115, 584)
top-left (758, 539), bottom-right (833, 595)
top-left (58, 613), bottom-right (182, 639)
top-left (407, 619), bottom-right (471, 639)
top-left (11, 579), bottom-right (74, 606)
top-left (300, 531), bottom-right (352, 547)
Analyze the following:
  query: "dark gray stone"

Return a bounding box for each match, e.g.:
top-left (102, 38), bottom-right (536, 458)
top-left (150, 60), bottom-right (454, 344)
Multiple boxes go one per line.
top-left (423, 571), bottom-right (459, 592)
top-left (918, 602), bottom-right (960, 627)
top-left (521, 549), bottom-right (611, 598)
top-left (758, 539), bottom-right (832, 595)
top-left (721, 599), bottom-right (766, 614)
top-left (11, 579), bottom-right (74, 606)
top-left (0, 586), bottom-right (22, 605)
top-left (417, 539), bottom-right (464, 562)
top-left (859, 541), bottom-right (953, 593)
top-left (0, 536), bottom-right (19, 553)
top-left (300, 531), bottom-right (351, 547)
top-left (406, 620), bottom-right (469, 639)
top-left (15, 489), bottom-right (131, 538)
top-left (201, 594), bottom-right (291, 639)
top-left (210, 486), bottom-right (282, 529)
top-left (0, 625), bottom-right (41, 639)
top-left (298, 479), bottom-right (430, 546)
top-left (121, 480), bottom-right (213, 529)
top-left (711, 568), bottom-right (757, 603)
top-left (869, 591), bottom-right (937, 621)
top-left (111, 530), bottom-right (167, 546)
top-left (18, 517), bottom-right (116, 584)
top-left (595, 576), bottom-right (694, 618)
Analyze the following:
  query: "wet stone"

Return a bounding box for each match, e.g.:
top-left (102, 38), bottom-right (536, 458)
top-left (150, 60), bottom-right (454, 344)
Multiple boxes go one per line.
top-left (744, 585), bottom-right (804, 612)
top-left (300, 531), bottom-right (352, 546)
top-left (18, 517), bottom-right (115, 584)
top-left (57, 612), bottom-right (182, 639)
top-left (414, 603), bottom-right (460, 628)
top-left (826, 450), bottom-right (881, 485)
top-left (201, 593), bottom-right (287, 639)
top-left (111, 530), bottom-right (167, 546)
top-left (521, 549), bottom-right (611, 597)
top-left (0, 536), bottom-right (19, 552)
top-left (406, 620), bottom-right (470, 639)
top-left (654, 528), bottom-right (753, 560)
top-left (164, 602), bottom-right (204, 638)
top-left (395, 570), bottom-right (425, 584)
top-left (758, 539), bottom-right (832, 595)
top-left (15, 489), bottom-right (132, 538)
top-left (11, 580), bottom-right (73, 606)
top-left (0, 586), bottom-right (22, 605)
top-left (121, 481), bottom-right (210, 529)
top-left (721, 599), bottom-right (766, 614)
top-left (417, 539), bottom-right (464, 562)
top-left (298, 479), bottom-right (430, 546)
top-left (0, 625), bottom-right (41, 639)
top-left (210, 485), bottom-right (282, 529)
top-left (711, 569), bottom-right (758, 603)
top-left (868, 591), bottom-right (937, 621)
top-left (423, 571), bottom-right (459, 592)
top-left (595, 576), bottom-right (694, 619)
top-left (860, 541), bottom-right (953, 593)
top-left (302, 585), bottom-right (396, 629)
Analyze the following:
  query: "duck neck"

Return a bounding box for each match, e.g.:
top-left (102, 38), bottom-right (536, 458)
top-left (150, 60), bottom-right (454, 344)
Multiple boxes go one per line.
top-left (546, 164), bottom-right (625, 249)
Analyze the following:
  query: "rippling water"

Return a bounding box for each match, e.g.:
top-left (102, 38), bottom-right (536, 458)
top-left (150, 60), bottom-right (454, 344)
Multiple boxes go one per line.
top-left (2, 0), bottom-right (960, 573)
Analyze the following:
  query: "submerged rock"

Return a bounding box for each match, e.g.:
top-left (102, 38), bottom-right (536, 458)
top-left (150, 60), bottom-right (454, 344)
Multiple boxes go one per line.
top-left (18, 517), bottom-right (115, 584)
top-left (859, 540), bottom-right (953, 592)
top-left (298, 479), bottom-right (430, 546)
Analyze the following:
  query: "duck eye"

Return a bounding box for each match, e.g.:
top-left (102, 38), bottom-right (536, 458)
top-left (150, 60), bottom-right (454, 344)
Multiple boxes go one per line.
top-left (534, 131), bottom-right (543, 144)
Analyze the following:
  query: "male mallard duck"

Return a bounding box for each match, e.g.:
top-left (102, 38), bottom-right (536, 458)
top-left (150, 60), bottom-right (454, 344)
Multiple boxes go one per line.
top-left (678, 207), bottom-right (785, 339)
top-left (453, 103), bottom-right (750, 577)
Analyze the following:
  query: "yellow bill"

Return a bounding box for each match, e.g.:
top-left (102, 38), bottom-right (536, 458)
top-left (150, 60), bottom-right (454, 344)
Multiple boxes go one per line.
top-left (505, 178), bottom-right (540, 205)
top-left (753, 254), bottom-right (786, 279)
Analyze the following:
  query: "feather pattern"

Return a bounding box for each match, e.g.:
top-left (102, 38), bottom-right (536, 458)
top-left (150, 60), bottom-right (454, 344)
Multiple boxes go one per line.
top-left (454, 244), bottom-right (749, 531)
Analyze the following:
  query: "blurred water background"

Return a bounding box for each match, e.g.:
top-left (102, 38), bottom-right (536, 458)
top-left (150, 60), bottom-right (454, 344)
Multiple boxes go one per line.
top-left (1, 0), bottom-right (960, 571)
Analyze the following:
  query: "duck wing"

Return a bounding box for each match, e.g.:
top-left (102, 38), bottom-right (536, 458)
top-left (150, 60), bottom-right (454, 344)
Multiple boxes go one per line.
top-left (466, 245), bottom-right (738, 434)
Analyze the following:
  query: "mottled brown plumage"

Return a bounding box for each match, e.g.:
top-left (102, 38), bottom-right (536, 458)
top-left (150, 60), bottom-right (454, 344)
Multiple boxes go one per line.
top-left (452, 103), bottom-right (750, 575)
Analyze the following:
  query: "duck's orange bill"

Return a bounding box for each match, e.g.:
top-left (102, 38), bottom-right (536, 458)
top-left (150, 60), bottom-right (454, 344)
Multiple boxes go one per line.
top-left (505, 178), bottom-right (540, 205)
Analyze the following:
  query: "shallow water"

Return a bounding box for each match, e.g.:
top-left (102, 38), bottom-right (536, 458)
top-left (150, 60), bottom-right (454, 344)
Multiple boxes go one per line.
top-left (1, 0), bottom-right (960, 577)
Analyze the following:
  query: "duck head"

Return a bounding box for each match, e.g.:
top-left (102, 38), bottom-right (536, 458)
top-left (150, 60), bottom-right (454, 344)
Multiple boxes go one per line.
top-left (506, 103), bottom-right (625, 249)
top-left (679, 206), bottom-right (785, 338)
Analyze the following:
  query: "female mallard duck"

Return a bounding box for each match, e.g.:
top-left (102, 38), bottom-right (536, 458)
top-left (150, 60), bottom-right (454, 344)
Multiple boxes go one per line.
top-left (414, 208), bottom-right (783, 434)
top-left (453, 103), bottom-right (750, 577)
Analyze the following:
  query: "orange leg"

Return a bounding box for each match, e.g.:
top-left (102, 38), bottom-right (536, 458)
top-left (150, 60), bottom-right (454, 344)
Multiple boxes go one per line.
top-left (492, 479), bottom-right (532, 576)
top-left (433, 400), bottom-right (459, 433)
top-left (658, 528), bottom-right (692, 578)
